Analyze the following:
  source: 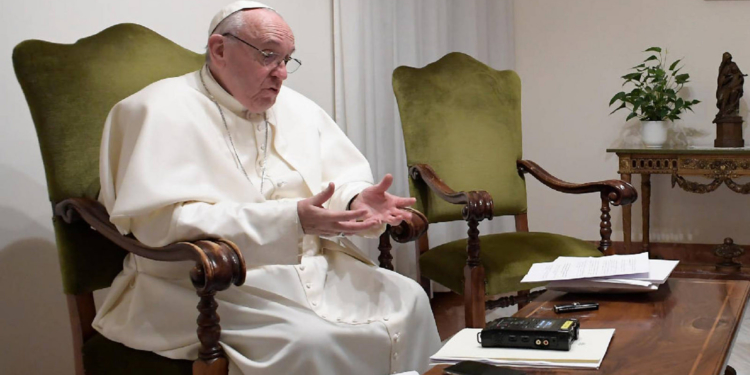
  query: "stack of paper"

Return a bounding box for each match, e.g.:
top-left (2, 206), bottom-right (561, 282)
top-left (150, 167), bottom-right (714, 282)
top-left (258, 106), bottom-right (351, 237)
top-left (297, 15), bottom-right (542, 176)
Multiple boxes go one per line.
top-left (521, 252), bottom-right (678, 293)
top-left (430, 328), bottom-right (615, 369)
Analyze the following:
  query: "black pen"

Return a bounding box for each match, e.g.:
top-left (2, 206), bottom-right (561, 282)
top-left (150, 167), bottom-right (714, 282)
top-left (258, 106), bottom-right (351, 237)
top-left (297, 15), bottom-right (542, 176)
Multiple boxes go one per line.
top-left (554, 302), bottom-right (599, 313)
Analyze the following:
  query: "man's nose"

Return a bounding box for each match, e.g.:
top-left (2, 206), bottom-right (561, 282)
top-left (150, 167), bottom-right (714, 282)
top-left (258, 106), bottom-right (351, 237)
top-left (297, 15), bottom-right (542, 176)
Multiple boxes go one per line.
top-left (270, 61), bottom-right (288, 80)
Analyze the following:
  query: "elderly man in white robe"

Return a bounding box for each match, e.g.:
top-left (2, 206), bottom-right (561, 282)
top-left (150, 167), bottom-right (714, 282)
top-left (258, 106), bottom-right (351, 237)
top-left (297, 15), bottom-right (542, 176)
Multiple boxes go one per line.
top-left (92, 1), bottom-right (441, 375)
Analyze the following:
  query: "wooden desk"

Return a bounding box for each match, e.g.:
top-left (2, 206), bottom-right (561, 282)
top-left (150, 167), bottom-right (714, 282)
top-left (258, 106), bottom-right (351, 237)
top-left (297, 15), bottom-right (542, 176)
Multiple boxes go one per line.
top-left (424, 278), bottom-right (750, 375)
top-left (606, 146), bottom-right (750, 256)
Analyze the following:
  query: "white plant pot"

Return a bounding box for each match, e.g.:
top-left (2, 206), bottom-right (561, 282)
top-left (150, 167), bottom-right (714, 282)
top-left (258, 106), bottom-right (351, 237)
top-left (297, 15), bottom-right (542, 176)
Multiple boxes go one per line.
top-left (642, 121), bottom-right (668, 148)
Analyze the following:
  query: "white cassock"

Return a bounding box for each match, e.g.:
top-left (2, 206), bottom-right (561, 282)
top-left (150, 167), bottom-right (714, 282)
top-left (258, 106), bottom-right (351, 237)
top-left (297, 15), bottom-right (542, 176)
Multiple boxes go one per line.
top-left (93, 67), bottom-right (441, 375)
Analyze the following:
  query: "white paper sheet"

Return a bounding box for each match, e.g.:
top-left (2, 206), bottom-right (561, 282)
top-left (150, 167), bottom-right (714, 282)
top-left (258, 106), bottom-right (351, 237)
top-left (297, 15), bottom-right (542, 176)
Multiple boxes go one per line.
top-left (430, 328), bottom-right (615, 369)
top-left (539, 259), bottom-right (678, 293)
top-left (521, 252), bottom-right (650, 283)
top-left (608, 259), bottom-right (678, 283)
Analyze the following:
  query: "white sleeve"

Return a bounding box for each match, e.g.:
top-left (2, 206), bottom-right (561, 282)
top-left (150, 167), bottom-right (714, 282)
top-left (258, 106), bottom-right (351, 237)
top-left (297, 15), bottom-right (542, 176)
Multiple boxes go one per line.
top-left (128, 199), bottom-right (304, 266)
top-left (315, 106), bottom-right (386, 238)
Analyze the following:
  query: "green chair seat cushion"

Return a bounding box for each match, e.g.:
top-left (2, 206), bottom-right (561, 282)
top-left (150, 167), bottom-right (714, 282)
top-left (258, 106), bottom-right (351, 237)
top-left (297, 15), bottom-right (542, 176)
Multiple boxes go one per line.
top-left (419, 231), bottom-right (602, 295)
top-left (83, 333), bottom-right (193, 375)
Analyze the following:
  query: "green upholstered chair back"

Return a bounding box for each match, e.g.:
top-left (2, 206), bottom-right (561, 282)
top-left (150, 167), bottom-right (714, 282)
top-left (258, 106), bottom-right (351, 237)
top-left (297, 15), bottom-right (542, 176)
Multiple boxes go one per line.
top-left (13, 23), bottom-right (205, 295)
top-left (393, 52), bottom-right (528, 224)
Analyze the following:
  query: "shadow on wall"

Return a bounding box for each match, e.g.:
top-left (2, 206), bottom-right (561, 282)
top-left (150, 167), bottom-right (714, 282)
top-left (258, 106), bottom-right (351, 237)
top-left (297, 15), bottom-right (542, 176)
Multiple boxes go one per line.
top-left (0, 223), bottom-right (74, 375)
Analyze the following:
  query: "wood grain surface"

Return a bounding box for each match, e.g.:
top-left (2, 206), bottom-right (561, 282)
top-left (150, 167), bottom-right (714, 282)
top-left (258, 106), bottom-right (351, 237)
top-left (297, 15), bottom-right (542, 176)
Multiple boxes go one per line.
top-left (425, 279), bottom-right (750, 375)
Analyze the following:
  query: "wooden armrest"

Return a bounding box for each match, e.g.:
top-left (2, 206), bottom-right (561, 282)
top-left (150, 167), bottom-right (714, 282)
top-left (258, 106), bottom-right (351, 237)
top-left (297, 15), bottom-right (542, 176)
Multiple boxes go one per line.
top-left (387, 207), bottom-right (428, 243)
top-left (377, 207), bottom-right (429, 271)
top-left (409, 163), bottom-right (493, 221)
top-left (54, 197), bottom-right (246, 291)
top-left (517, 160), bottom-right (637, 206)
top-left (57, 197), bottom-right (245, 373)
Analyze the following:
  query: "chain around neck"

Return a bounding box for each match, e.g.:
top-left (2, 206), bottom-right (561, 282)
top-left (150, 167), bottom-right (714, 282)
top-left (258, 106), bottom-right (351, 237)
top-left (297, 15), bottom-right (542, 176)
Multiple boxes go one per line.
top-left (199, 65), bottom-right (270, 194)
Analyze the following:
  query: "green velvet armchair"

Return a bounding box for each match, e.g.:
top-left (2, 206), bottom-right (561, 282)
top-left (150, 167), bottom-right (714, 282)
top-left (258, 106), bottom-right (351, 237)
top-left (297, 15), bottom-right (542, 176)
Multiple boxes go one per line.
top-left (13, 23), bottom-right (425, 375)
top-left (392, 52), bottom-right (638, 328)
top-left (13, 23), bottom-right (233, 375)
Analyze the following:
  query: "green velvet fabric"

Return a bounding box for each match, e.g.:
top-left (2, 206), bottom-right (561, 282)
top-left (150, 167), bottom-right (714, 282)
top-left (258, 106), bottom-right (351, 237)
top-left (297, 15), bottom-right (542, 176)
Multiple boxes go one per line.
top-left (12, 24), bottom-right (205, 294)
top-left (83, 333), bottom-right (193, 375)
top-left (419, 232), bottom-right (602, 295)
top-left (393, 52), bottom-right (527, 223)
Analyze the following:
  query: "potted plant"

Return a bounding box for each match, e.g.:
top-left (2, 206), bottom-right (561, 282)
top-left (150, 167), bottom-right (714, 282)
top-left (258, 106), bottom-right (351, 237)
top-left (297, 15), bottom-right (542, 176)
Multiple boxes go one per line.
top-left (610, 47), bottom-right (700, 148)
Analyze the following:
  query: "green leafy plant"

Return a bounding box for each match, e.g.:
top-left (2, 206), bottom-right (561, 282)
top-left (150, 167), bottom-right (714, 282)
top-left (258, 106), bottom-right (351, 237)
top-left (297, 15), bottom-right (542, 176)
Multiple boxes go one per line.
top-left (610, 47), bottom-right (700, 121)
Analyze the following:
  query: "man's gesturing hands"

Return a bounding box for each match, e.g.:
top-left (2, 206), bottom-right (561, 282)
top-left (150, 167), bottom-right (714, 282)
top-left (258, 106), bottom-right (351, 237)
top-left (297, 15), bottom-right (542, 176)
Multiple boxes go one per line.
top-left (349, 174), bottom-right (415, 226)
top-left (297, 174), bottom-right (416, 236)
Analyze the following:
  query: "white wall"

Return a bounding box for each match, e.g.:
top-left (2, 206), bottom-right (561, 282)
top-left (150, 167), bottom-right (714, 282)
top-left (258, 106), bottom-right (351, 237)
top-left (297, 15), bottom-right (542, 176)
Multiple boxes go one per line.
top-left (514, 0), bottom-right (750, 245)
top-left (0, 1), bottom-right (332, 374)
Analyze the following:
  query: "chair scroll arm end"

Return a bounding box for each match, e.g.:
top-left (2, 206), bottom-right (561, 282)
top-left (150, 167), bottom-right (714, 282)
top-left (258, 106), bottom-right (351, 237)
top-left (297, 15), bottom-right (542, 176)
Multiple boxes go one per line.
top-left (602, 181), bottom-right (638, 206)
top-left (188, 239), bottom-right (246, 293)
top-left (409, 164), bottom-right (493, 221)
top-left (389, 207), bottom-right (428, 243)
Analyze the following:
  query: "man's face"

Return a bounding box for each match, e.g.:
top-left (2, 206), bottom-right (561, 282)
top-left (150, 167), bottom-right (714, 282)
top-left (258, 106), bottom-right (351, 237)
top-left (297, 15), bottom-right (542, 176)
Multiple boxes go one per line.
top-left (216, 10), bottom-right (295, 113)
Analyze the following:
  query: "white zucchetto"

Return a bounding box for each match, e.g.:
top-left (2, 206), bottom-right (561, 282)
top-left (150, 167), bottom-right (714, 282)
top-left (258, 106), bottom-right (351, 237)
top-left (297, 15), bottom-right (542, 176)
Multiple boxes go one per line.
top-left (208, 1), bottom-right (276, 36)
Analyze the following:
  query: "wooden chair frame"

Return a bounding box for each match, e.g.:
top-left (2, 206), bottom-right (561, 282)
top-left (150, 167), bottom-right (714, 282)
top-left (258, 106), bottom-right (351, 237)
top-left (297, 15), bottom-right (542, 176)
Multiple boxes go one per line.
top-left (408, 160), bottom-right (637, 328)
top-left (58, 198), bottom-right (427, 375)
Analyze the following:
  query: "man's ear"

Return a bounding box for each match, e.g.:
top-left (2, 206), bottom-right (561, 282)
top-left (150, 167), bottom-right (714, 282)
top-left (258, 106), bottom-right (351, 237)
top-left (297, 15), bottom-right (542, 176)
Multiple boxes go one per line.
top-left (207, 34), bottom-right (226, 67)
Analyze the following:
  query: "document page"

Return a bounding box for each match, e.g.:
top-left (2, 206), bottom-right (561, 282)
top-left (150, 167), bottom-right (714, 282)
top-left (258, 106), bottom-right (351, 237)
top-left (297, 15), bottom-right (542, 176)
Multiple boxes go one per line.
top-left (521, 252), bottom-right (649, 283)
top-left (612, 259), bottom-right (678, 283)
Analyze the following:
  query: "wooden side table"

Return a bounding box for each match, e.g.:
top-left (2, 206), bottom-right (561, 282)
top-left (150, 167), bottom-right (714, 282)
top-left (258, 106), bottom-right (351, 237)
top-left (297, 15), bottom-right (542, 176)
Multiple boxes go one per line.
top-left (424, 279), bottom-right (750, 375)
top-left (607, 146), bottom-right (750, 255)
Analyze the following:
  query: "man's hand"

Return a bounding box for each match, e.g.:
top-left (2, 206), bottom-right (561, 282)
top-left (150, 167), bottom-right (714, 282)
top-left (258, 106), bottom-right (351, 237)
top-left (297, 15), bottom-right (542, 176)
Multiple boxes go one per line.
top-left (298, 182), bottom-right (381, 236)
top-left (350, 174), bottom-right (416, 226)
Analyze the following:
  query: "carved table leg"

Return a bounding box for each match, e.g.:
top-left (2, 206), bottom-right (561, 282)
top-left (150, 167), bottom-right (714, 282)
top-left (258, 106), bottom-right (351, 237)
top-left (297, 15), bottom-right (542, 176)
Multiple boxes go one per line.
top-left (642, 173), bottom-right (651, 257)
top-left (621, 173), bottom-right (632, 253)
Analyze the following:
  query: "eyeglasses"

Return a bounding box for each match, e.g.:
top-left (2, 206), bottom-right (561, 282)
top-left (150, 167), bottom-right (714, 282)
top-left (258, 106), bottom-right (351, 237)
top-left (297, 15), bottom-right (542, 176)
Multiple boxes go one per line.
top-left (222, 33), bottom-right (302, 74)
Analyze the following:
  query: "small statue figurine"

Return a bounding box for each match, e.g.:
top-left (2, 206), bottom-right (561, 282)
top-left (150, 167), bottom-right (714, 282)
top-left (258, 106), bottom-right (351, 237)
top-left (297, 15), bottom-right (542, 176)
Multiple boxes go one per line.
top-left (713, 52), bottom-right (747, 147)
top-left (715, 52), bottom-right (746, 121)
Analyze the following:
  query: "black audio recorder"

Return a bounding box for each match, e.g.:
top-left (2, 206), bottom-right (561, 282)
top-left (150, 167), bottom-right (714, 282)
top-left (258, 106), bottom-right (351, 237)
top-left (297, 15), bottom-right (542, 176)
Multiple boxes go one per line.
top-left (478, 317), bottom-right (579, 351)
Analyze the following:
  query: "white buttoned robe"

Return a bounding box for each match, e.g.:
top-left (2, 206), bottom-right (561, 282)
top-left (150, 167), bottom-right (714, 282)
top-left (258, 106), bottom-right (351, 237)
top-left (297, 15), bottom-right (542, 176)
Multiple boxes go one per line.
top-left (92, 68), bottom-right (441, 375)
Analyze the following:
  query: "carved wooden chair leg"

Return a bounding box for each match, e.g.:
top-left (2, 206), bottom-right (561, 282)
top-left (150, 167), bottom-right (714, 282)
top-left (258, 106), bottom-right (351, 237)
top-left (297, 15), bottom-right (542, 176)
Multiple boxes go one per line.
top-left (192, 288), bottom-right (228, 375)
top-left (599, 192), bottom-right (614, 255)
top-left (524, 289), bottom-right (545, 307)
top-left (416, 234), bottom-right (432, 295)
top-left (419, 277), bottom-right (432, 297)
top-left (516, 290), bottom-right (530, 310)
top-left (464, 264), bottom-right (486, 328)
top-left (464, 218), bottom-right (487, 328)
top-left (378, 230), bottom-right (395, 270)
top-left (485, 289), bottom-right (545, 311)
top-left (188, 240), bottom-right (246, 375)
